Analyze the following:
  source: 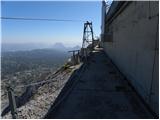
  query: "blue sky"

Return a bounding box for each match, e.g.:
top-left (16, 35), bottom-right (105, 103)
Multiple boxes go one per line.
top-left (2, 1), bottom-right (101, 47)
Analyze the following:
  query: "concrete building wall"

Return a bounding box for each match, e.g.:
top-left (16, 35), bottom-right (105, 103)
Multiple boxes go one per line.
top-left (102, 1), bottom-right (159, 115)
top-left (101, 1), bottom-right (106, 35)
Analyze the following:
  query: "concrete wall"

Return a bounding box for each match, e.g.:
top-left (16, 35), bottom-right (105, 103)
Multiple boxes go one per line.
top-left (101, 1), bottom-right (106, 35)
top-left (102, 1), bottom-right (159, 115)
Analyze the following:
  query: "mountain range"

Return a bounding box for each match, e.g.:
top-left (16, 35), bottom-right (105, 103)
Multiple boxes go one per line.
top-left (2, 42), bottom-right (81, 52)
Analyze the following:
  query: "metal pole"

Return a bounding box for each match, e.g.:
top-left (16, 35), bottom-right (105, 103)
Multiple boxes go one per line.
top-left (77, 50), bottom-right (80, 63)
top-left (7, 86), bottom-right (17, 119)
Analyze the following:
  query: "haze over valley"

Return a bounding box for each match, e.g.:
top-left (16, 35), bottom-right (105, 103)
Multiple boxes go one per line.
top-left (1, 42), bottom-right (81, 111)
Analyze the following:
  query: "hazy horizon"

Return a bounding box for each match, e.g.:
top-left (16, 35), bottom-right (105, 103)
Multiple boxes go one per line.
top-left (1, 42), bottom-right (81, 52)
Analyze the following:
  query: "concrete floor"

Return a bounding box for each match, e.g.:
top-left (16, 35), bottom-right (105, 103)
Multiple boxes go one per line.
top-left (45, 50), bottom-right (154, 119)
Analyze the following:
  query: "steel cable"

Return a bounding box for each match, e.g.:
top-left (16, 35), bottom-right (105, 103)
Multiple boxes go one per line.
top-left (12, 70), bottom-right (68, 89)
top-left (1, 17), bottom-right (85, 22)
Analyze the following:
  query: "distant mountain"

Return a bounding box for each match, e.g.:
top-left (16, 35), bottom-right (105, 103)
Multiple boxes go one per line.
top-left (52, 43), bottom-right (81, 51)
top-left (52, 43), bottom-right (67, 51)
top-left (2, 43), bottom-right (81, 52)
top-left (1, 43), bottom-right (50, 52)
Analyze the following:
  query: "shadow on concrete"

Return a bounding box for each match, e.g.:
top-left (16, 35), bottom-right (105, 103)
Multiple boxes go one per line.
top-left (44, 50), bottom-right (154, 119)
top-left (44, 62), bottom-right (87, 118)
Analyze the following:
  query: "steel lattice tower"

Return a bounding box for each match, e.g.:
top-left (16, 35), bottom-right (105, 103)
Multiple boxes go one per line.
top-left (82, 21), bottom-right (94, 49)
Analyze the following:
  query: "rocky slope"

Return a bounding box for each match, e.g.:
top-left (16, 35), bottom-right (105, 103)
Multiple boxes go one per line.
top-left (1, 64), bottom-right (81, 119)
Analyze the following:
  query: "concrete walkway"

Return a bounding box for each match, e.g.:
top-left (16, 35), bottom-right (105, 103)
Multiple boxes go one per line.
top-left (45, 50), bottom-right (153, 119)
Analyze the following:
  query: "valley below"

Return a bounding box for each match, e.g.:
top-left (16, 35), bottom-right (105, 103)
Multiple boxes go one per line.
top-left (1, 48), bottom-right (75, 118)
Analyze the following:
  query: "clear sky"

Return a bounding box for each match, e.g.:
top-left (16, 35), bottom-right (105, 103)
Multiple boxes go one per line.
top-left (2, 1), bottom-right (101, 47)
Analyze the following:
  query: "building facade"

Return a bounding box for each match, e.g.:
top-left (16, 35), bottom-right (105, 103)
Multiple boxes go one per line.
top-left (101, 1), bottom-right (159, 116)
